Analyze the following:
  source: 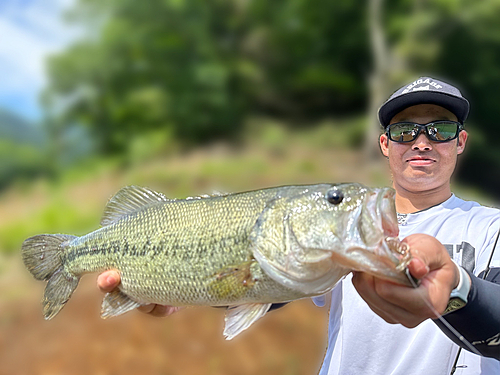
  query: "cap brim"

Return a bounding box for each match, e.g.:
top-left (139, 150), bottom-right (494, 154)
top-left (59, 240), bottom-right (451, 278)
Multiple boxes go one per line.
top-left (378, 91), bottom-right (470, 128)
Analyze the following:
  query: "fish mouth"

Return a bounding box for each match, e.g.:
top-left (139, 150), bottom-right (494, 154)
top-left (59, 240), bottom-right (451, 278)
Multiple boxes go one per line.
top-left (363, 187), bottom-right (399, 239)
top-left (352, 187), bottom-right (412, 285)
top-left (373, 188), bottom-right (413, 274)
top-left (377, 188), bottom-right (399, 238)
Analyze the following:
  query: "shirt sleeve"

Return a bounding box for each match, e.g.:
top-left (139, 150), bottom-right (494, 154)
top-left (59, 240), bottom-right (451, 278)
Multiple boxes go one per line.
top-left (433, 267), bottom-right (500, 360)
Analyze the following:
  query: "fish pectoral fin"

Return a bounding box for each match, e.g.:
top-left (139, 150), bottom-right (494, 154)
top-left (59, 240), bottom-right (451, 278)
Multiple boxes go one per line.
top-left (101, 186), bottom-right (170, 226)
top-left (101, 289), bottom-right (143, 319)
top-left (223, 303), bottom-right (272, 340)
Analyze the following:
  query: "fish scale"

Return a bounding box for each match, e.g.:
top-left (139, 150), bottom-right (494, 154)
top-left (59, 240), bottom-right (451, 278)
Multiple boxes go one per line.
top-left (22, 183), bottom-right (412, 339)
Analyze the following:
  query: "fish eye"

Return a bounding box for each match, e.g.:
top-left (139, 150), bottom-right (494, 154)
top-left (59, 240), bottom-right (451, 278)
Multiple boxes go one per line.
top-left (326, 190), bottom-right (344, 205)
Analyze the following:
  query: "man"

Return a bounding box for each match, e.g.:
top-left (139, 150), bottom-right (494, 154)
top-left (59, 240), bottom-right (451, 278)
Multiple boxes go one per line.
top-left (98, 77), bottom-right (500, 374)
top-left (314, 77), bottom-right (500, 375)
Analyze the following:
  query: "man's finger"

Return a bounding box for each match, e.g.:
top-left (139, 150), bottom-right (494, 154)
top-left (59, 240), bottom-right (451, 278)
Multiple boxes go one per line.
top-left (403, 234), bottom-right (448, 273)
top-left (352, 272), bottom-right (428, 328)
top-left (407, 257), bottom-right (430, 280)
top-left (97, 270), bottom-right (121, 292)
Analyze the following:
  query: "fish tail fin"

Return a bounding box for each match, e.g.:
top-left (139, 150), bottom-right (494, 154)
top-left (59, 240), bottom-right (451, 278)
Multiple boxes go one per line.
top-left (22, 234), bottom-right (79, 319)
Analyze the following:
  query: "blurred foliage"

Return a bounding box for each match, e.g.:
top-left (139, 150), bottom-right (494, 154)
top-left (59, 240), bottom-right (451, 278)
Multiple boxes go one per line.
top-left (0, 198), bottom-right (95, 255)
top-left (40, 0), bottom-right (500, 197)
top-left (0, 140), bottom-right (47, 189)
top-left (3, 0), bottom-right (500, 200)
top-left (44, 0), bottom-right (370, 154)
top-left (0, 110), bottom-right (49, 188)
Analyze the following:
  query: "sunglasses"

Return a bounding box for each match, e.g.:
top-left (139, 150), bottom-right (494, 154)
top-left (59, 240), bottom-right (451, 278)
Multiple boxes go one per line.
top-left (385, 121), bottom-right (463, 143)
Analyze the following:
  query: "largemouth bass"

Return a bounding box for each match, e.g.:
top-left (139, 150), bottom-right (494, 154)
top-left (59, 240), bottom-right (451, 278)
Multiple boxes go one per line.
top-left (22, 183), bottom-right (411, 339)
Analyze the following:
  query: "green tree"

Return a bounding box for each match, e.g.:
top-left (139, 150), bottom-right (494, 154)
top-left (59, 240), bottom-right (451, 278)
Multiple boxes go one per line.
top-left (45, 0), bottom-right (370, 154)
top-left (45, 0), bottom-right (500, 199)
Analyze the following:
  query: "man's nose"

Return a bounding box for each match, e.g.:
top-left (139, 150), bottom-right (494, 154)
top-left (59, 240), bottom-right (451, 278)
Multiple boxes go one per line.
top-left (411, 132), bottom-right (433, 151)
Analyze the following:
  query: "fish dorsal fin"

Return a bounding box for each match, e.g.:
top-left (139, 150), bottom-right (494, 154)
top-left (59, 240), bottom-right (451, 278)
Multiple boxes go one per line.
top-left (101, 185), bottom-right (169, 226)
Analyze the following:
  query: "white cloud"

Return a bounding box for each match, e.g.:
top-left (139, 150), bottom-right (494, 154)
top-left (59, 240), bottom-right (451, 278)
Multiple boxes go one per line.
top-left (0, 0), bottom-right (79, 120)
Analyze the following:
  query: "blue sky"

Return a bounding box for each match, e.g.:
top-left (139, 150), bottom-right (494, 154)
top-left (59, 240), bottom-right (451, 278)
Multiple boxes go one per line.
top-left (0, 0), bottom-right (78, 121)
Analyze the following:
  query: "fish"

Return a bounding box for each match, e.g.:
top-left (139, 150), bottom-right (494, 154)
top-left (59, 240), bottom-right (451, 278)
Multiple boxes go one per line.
top-left (22, 183), bottom-right (412, 339)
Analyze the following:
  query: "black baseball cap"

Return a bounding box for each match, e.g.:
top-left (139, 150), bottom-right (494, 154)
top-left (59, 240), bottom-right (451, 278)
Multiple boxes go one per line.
top-left (378, 77), bottom-right (470, 128)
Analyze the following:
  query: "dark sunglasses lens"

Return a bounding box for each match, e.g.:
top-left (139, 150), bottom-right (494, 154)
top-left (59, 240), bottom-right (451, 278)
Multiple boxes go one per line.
top-left (388, 123), bottom-right (419, 142)
top-left (427, 122), bottom-right (459, 141)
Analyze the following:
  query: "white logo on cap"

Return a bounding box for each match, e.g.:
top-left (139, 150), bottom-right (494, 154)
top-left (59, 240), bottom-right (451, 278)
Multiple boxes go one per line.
top-left (412, 85), bottom-right (430, 91)
top-left (401, 78), bottom-right (443, 94)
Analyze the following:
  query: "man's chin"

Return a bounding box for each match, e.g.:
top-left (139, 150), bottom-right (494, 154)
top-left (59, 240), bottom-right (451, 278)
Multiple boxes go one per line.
top-left (404, 162), bottom-right (438, 175)
top-left (398, 175), bottom-right (439, 192)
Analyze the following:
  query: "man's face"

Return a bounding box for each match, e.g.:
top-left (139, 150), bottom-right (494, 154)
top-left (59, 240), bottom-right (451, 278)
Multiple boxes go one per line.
top-left (379, 104), bottom-right (468, 193)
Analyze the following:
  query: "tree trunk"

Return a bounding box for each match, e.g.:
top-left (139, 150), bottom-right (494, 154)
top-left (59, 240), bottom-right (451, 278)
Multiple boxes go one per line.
top-left (365, 0), bottom-right (389, 159)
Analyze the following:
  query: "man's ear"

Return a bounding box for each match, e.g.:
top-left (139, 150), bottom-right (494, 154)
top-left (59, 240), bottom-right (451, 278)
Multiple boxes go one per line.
top-left (457, 130), bottom-right (468, 155)
top-left (379, 133), bottom-right (389, 157)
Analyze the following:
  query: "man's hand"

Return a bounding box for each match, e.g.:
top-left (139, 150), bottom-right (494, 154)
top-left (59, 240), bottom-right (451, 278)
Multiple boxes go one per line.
top-left (352, 233), bottom-right (461, 328)
top-left (97, 270), bottom-right (183, 317)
